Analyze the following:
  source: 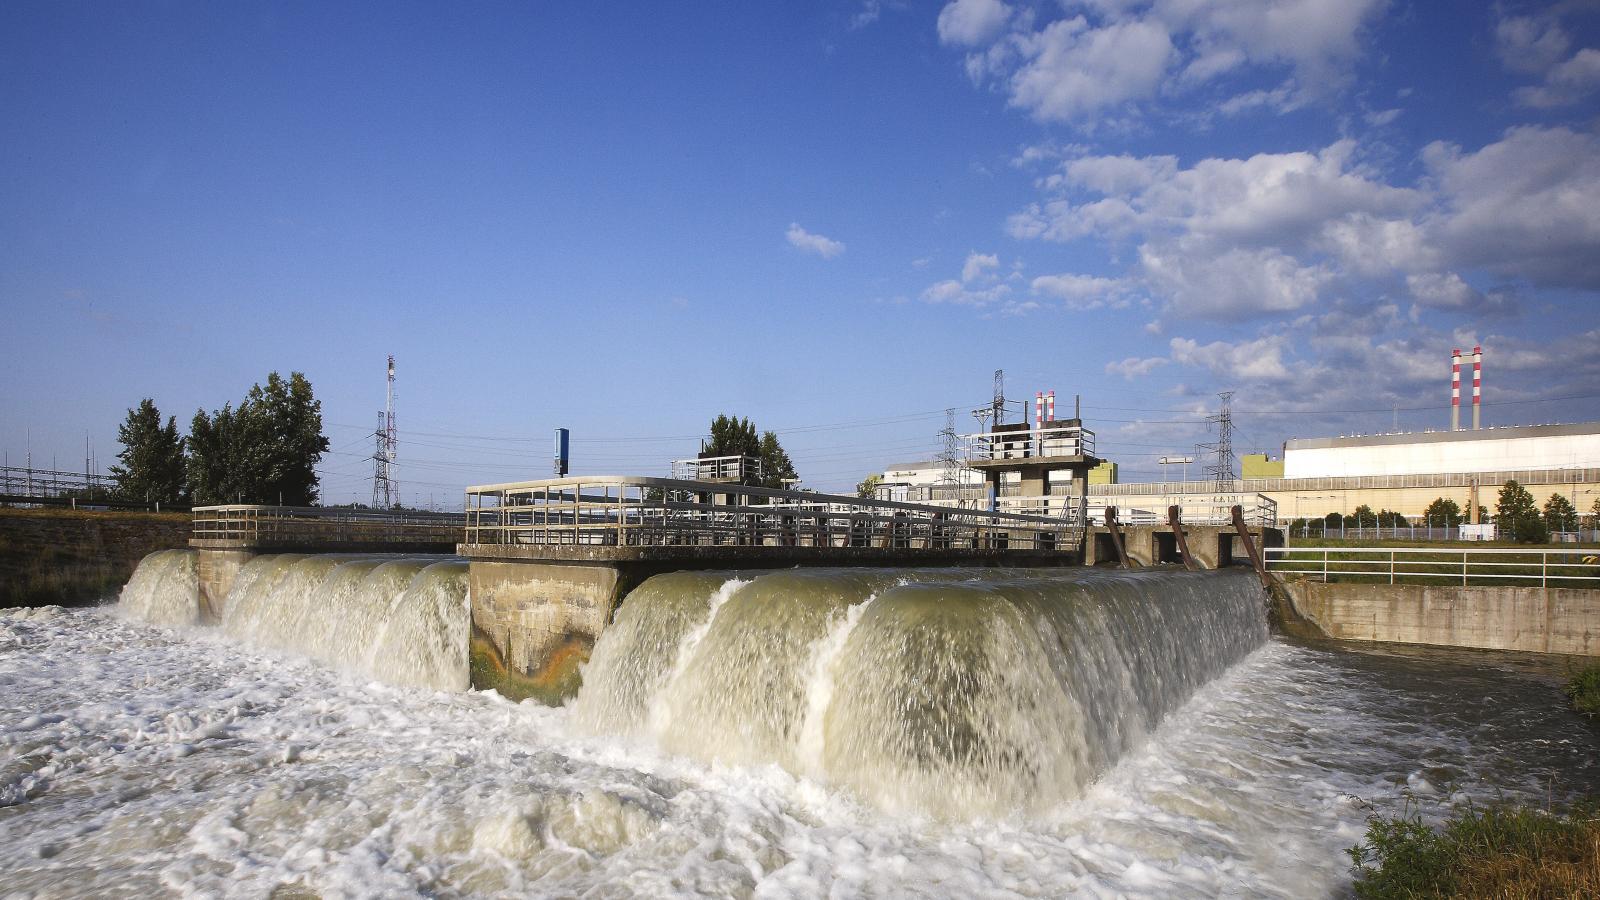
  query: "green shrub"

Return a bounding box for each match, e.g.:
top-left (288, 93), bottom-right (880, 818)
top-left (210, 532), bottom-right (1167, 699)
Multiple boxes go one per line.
top-left (1349, 797), bottom-right (1600, 898)
top-left (1568, 665), bottom-right (1600, 718)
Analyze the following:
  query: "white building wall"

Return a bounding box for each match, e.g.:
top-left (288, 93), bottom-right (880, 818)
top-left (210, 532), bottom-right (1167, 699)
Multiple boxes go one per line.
top-left (1284, 432), bottom-right (1600, 479)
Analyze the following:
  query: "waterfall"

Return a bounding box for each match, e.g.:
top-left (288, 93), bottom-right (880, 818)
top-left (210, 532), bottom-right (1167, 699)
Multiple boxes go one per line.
top-left (115, 549), bottom-right (199, 628)
top-left (119, 552), bottom-right (469, 691)
top-left (574, 567), bottom-right (1267, 819)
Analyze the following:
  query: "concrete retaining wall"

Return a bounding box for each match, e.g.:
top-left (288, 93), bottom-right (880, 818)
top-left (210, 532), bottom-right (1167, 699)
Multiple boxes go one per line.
top-left (0, 508), bottom-right (191, 608)
top-left (1286, 580), bottom-right (1600, 655)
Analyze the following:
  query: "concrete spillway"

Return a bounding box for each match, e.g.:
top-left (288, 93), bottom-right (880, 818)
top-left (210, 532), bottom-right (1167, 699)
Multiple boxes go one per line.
top-left (572, 567), bottom-right (1268, 818)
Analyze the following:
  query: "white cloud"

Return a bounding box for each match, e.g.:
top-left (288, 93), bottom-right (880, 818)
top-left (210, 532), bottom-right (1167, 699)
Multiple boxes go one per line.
top-left (1007, 17), bottom-right (1175, 122)
top-left (1142, 244), bottom-right (1331, 319)
top-left (1168, 335), bottom-right (1294, 381)
top-left (1496, 11), bottom-right (1600, 108)
top-left (1106, 355), bottom-right (1169, 378)
top-left (936, 0), bottom-right (1011, 47)
top-left (1496, 14), bottom-right (1571, 75)
top-left (1030, 272), bottom-right (1131, 309)
top-left (1515, 47), bottom-right (1600, 107)
top-left (944, 0), bottom-right (1386, 125)
top-left (785, 223), bottom-right (845, 259)
top-left (1363, 107), bottom-right (1402, 126)
top-left (961, 251), bottom-right (1000, 283)
top-left (1424, 126), bottom-right (1600, 289)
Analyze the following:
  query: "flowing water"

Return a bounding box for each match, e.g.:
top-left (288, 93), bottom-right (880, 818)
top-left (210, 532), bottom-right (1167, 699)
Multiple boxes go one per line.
top-left (0, 554), bottom-right (1597, 897)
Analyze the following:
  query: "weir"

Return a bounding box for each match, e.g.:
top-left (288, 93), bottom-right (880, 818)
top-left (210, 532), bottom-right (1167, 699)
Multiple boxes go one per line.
top-left (458, 475), bottom-right (1282, 697)
top-left (189, 504), bottom-right (461, 620)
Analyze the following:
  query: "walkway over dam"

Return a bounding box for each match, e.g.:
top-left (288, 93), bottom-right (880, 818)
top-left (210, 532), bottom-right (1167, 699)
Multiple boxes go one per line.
top-left (188, 477), bottom-right (1282, 690)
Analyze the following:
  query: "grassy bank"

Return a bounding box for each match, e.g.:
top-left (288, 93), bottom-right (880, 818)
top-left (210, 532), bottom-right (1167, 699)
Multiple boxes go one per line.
top-left (1349, 799), bottom-right (1600, 898)
top-left (1569, 665), bottom-right (1600, 718)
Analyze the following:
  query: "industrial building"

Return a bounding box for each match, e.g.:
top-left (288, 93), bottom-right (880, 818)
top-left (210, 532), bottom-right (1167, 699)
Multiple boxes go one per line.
top-left (1091, 421), bottom-right (1600, 523)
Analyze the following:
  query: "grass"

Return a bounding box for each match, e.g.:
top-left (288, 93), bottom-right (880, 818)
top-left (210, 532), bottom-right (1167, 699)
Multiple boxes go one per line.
top-left (1349, 797), bottom-right (1600, 899)
top-left (1567, 665), bottom-right (1600, 718)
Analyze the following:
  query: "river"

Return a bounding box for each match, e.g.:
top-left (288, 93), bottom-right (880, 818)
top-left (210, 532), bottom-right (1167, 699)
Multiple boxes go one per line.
top-left (1, 556), bottom-right (1596, 897)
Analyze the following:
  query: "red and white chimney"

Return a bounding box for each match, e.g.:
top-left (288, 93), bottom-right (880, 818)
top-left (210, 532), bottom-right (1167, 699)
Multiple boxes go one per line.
top-left (1450, 349), bottom-right (1461, 431)
top-left (1035, 392), bottom-right (1044, 432)
top-left (1472, 346), bottom-right (1482, 430)
top-left (1046, 390), bottom-right (1055, 422)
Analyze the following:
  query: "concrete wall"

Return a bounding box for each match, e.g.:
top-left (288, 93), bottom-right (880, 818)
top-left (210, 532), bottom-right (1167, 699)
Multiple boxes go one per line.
top-left (195, 549), bottom-right (254, 623)
top-left (468, 560), bottom-right (632, 689)
top-left (0, 507), bottom-right (190, 607)
top-left (1286, 580), bottom-right (1600, 656)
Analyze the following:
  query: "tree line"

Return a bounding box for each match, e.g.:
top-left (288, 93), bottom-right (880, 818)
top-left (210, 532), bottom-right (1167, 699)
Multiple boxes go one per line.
top-left (110, 372), bottom-right (330, 507)
top-left (1287, 480), bottom-right (1598, 543)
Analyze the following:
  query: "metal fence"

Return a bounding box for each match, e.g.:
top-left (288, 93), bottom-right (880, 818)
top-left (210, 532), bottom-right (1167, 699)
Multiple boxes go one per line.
top-left (1265, 546), bottom-right (1600, 587)
top-left (1284, 522), bottom-right (1600, 543)
top-left (961, 423), bottom-right (1096, 464)
top-left (463, 475), bottom-right (1085, 551)
top-left (192, 505), bottom-right (464, 544)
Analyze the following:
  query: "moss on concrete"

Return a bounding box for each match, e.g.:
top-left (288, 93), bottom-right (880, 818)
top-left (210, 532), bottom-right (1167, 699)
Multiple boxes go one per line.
top-left (469, 630), bottom-right (588, 706)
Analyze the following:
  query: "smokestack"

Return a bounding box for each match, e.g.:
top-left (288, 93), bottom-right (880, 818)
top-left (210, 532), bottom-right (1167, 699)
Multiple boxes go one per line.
top-left (1450, 348), bottom-right (1461, 431)
top-left (1046, 390), bottom-right (1055, 422)
top-left (1471, 346), bottom-right (1482, 430)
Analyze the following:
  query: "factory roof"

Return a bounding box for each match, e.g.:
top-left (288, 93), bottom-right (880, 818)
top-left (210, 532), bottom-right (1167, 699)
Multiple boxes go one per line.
top-left (1286, 421), bottom-right (1600, 451)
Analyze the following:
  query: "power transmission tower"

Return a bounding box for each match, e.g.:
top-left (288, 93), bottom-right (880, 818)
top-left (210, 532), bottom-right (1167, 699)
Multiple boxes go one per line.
top-left (938, 407), bottom-right (964, 505)
top-left (970, 369), bottom-right (1005, 432)
top-left (1199, 390), bottom-right (1236, 493)
top-left (371, 355), bottom-right (398, 509)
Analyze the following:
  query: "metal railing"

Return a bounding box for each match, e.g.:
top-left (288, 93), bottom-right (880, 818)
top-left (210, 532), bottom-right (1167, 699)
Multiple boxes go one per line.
top-left (1095, 467), bottom-right (1600, 496)
top-left (1265, 546), bottom-right (1600, 587)
top-left (961, 423), bottom-right (1096, 463)
top-left (463, 475), bottom-right (1085, 551)
top-left (1089, 493), bottom-right (1278, 527)
top-left (192, 505), bottom-right (464, 545)
top-left (668, 455), bottom-right (765, 483)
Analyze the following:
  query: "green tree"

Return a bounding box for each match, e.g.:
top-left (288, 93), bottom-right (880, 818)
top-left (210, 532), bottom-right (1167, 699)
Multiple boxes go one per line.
top-left (1422, 497), bottom-right (1462, 528)
top-left (704, 414), bottom-right (760, 458)
top-left (856, 473), bottom-right (883, 499)
top-left (186, 372), bottom-right (330, 505)
top-left (1376, 509), bottom-right (1408, 528)
top-left (757, 431), bottom-right (797, 489)
top-left (110, 399), bottom-right (187, 504)
top-left (1351, 504), bottom-right (1378, 528)
top-left (1324, 511), bottom-right (1344, 530)
top-left (702, 414), bottom-right (798, 490)
top-left (1544, 493), bottom-right (1578, 533)
top-left (1589, 497), bottom-right (1600, 529)
top-left (1495, 480), bottom-right (1548, 544)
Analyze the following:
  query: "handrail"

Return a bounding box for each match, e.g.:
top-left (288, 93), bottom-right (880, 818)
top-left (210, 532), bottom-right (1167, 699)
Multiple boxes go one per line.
top-left (192, 504), bottom-right (463, 544)
top-left (463, 475), bottom-right (1085, 551)
top-left (1264, 546), bottom-right (1600, 587)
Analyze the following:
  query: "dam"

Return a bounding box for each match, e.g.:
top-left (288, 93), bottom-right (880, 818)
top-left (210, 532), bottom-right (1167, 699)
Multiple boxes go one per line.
top-left (4, 549), bottom-right (1599, 896)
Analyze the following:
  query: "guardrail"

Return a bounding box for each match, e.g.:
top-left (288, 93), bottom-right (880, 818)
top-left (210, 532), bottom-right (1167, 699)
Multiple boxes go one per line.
top-left (463, 475), bottom-right (1085, 551)
top-left (1265, 546), bottom-right (1600, 587)
top-left (192, 505), bottom-right (464, 545)
top-left (1088, 494), bottom-right (1278, 527)
top-left (961, 423), bottom-right (1096, 463)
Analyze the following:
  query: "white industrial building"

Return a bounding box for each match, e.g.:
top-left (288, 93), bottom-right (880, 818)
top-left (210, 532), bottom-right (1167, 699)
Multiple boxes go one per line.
top-left (1283, 423), bottom-right (1600, 479)
top-left (874, 460), bottom-right (984, 503)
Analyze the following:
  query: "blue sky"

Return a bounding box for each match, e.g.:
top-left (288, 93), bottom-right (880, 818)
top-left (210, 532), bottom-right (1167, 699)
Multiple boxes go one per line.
top-left (3, 0), bottom-right (1599, 503)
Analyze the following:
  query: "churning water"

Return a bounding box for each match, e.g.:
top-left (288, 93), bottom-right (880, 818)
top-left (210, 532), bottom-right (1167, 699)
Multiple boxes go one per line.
top-left (1, 556), bottom-right (1596, 896)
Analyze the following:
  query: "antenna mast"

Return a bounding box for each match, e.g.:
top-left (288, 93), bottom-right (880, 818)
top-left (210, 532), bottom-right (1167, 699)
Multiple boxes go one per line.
top-left (1199, 390), bottom-right (1236, 493)
top-left (371, 355), bottom-right (398, 508)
